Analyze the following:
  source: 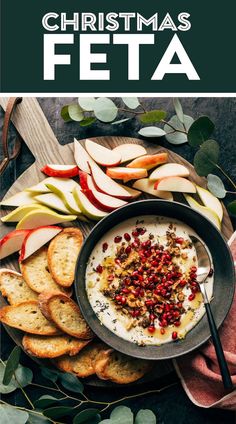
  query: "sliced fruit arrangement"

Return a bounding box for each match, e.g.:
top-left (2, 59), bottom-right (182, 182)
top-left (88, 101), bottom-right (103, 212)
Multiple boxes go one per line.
top-left (184, 194), bottom-right (222, 230)
top-left (0, 139), bottom-right (223, 228)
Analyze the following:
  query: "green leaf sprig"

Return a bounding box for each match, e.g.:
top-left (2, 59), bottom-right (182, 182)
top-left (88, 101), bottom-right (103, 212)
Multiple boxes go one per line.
top-left (0, 347), bottom-right (176, 424)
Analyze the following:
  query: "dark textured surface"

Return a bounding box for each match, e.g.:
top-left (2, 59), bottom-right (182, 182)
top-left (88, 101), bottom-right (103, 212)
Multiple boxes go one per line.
top-left (0, 98), bottom-right (235, 423)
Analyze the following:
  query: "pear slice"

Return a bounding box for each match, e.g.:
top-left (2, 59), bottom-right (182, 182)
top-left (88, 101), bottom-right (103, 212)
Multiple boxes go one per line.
top-left (196, 185), bottom-right (223, 222)
top-left (73, 186), bottom-right (107, 221)
top-left (184, 194), bottom-right (221, 230)
top-left (1, 204), bottom-right (48, 223)
top-left (34, 193), bottom-right (72, 214)
top-left (26, 177), bottom-right (78, 194)
top-left (133, 179), bottom-right (173, 200)
top-left (46, 183), bottom-right (82, 214)
top-left (16, 210), bottom-right (77, 230)
top-left (1, 191), bottom-right (39, 207)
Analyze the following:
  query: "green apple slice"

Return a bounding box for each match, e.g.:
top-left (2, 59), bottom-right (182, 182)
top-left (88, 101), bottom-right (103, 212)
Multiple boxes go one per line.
top-left (184, 194), bottom-right (221, 230)
top-left (196, 185), bottom-right (223, 222)
top-left (0, 191), bottom-right (39, 207)
top-left (16, 210), bottom-right (77, 230)
top-left (34, 193), bottom-right (72, 214)
top-left (73, 186), bottom-right (107, 221)
top-left (26, 177), bottom-right (78, 194)
top-left (1, 204), bottom-right (49, 222)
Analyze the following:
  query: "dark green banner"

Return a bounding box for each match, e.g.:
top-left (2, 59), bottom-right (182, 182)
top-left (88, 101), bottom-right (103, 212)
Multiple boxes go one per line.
top-left (1, 1), bottom-right (236, 93)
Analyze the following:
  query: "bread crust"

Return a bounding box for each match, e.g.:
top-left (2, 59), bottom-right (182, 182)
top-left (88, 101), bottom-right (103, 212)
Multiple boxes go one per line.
top-left (0, 268), bottom-right (38, 305)
top-left (47, 227), bottom-right (83, 287)
top-left (20, 247), bottom-right (71, 296)
top-left (38, 292), bottom-right (93, 339)
top-left (95, 350), bottom-right (152, 384)
top-left (22, 334), bottom-right (90, 358)
top-left (0, 301), bottom-right (59, 335)
top-left (55, 342), bottom-right (108, 377)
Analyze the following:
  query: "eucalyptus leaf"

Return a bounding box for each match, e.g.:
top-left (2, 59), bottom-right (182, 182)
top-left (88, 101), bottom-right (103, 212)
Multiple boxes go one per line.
top-left (61, 105), bottom-right (72, 122)
top-left (0, 362), bottom-right (33, 394)
top-left (135, 409), bottom-right (156, 424)
top-left (164, 115), bottom-right (194, 145)
top-left (78, 97), bottom-right (96, 111)
top-left (188, 116), bottom-right (215, 147)
top-left (207, 174), bottom-right (226, 198)
top-left (139, 110), bottom-right (166, 124)
top-left (68, 104), bottom-right (84, 122)
top-left (27, 412), bottom-right (51, 424)
top-left (194, 140), bottom-right (219, 176)
top-left (138, 127), bottom-right (166, 138)
top-left (112, 118), bottom-right (131, 125)
top-left (40, 367), bottom-right (60, 383)
top-left (122, 97), bottom-right (140, 109)
top-left (94, 98), bottom-right (118, 122)
top-left (43, 406), bottom-right (73, 420)
top-left (173, 98), bottom-right (184, 124)
top-left (59, 372), bottom-right (84, 393)
top-left (73, 408), bottom-right (101, 424)
top-left (228, 200), bottom-right (236, 217)
top-left (34, 395), bottom-right (61, 409)
top-left (0, 404), bottom-right (28, 424)
top-left (79, 117), bottom-right (96, 127)
top-left (3, 346), bottom-right (21, 386)
top-left (110, 406), bottom-right (133, 424)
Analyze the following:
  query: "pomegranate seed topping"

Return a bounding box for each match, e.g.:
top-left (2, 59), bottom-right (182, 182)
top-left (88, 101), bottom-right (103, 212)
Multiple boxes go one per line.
top-left (208, 268), bottom-right (214, 277)
top-left (107, 274), bottom-right (114, 281)
top-left (114, 236), bottom-right (122, 243)
top-left (122, 288), bottom-right (129, 294)
top-left (179, 280), bottom-right (187, 287)
top-left (174, 321), bottom-right (181, 327)
top-left (191, 266), bottom-right (197, 272)
top-left (121, 296), bottom-right (126, 305)
top-left (172, 331), bottom-right (178, 340)
top-left (123, 277), bottom-right (131, 285)
top-left (102, 242), bottom-right (108, 252)
top-left (145, 300), bottom-right (154, 307)
top-left (125, 245), bottom-right (131, 254)
top-left (115, 295), bottom-right (122, 302)
top-left (160, 328), bottom-right (165, 335)
top-left (188, 293), bottom-right (195, 301)
top-left (150, 313), bottom-right (156, 321)
top-left (132, 230), bottom-right (139, 237)
top-left (175, 237), bottom-right (184, 244)
top-left (96, 264), bottom-right (103, 273)
top-left (124, 232), bottom-right (131, 241)
top-left (148, 325), bottom-right (155, 333)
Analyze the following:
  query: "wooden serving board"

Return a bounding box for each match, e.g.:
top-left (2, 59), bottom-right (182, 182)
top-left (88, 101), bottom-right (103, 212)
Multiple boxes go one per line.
top-left (0, 98), bottom-right (233, 386)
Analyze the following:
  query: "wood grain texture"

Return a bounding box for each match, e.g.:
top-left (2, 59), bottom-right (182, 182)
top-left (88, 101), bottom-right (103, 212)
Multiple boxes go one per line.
top-left (0, 98), bottom-right (233, 386)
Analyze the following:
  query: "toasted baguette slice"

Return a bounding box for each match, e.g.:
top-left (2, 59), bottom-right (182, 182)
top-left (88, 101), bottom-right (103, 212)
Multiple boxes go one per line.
top-left (47, 227), bottom-right (83, 287)
top-left (0, 269), bottom-right (38, 305)
top-left (94, 350), bottom-right (152, 384)
top-left (20, 247), bottom-right (71, 296)
top-left (38, 292), bottom-right (93, 339)
top-left (22, 334), bottom-right (90, 358)
top-left (0, 301), bottom-right (59, 335)
top-left (54, 342), bottom-right (108, 377)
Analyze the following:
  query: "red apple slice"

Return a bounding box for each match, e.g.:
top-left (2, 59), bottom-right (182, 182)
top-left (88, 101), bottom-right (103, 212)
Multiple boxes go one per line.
top-left (133, 178), bottom-right (173, 200)
top-left (127, 153), bottom-right (168, 170)
top-left (85, 139), bottom-right (121, 167)
top-left (150, 163), bottom-right (190, 181)
top-left (89, 162), bottom-right (132, 200)
top-left (19, 226), bottom-right (62, 261)
top-left (106, 167), bottom-right (148, 182)
top-left (155, 177), bottom-right (196, 193)
top-left (0, 230), bottom-right (30, 260)
top-left (41, 164), bottom-right (79, 178)
top-left (113, 144), bottom-right (147, 163)
top-left (74, 138), bottom-right (95, 174)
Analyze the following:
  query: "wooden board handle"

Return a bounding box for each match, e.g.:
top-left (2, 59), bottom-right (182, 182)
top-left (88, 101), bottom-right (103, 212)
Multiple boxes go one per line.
top-left (0, 97), bottom-right (72, 167)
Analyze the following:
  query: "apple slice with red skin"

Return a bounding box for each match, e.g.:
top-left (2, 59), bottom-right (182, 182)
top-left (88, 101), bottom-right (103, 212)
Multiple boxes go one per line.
top-left (0, 230), bottom-right (30, 260)
top-left (74, 138), bottom-right (95, 174)
top-left (106, 167), bottom-right (148, 182)
top-left (85, 139), bottom-right (121, 167)
top-left (79, 171), bottom-right (127, 212)
top-left (89, 162), bottom-right (132, 200)
top-left (154, 177), bottom-right (196, 193)
top-left (127, 153), bottom-right (168, 170)
top-left (41, 164), bottom-right (79, 178)
top-left (113, 144), bottom-right (147, 163)
top-left (19, 226), bottom-right (62, 262)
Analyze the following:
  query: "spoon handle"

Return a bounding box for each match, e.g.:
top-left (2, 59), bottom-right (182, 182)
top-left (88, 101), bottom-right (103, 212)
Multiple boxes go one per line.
top-left (205, 303), bottom-right (233, 390)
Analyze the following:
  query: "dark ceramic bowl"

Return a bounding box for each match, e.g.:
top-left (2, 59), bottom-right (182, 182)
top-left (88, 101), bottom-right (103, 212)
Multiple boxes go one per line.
top-left (75, 200), bottom-right (235, 360)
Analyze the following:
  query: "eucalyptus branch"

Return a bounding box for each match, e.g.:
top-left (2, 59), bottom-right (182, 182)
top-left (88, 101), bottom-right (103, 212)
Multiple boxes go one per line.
top-left (215, 164), bottom-right (236, 190)
top-left (0, 400), bottom-right (63, 424)
top-left (161, 119), bottom-right (187, 134)
top-left (14, 372), bottom-right (35, 410)
top-left (119, 107), bottom-right (144, 115)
